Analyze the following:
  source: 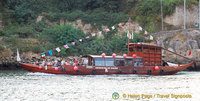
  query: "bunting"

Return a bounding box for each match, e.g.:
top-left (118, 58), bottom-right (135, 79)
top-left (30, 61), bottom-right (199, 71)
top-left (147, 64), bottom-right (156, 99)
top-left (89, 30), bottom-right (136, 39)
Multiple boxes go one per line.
top-left (112, 26), bottom-right (115, 30)
top-left (139, 26), bottom-right (143, 31)
top-left (49, 50), bottom-right (53, 56)
top-left (118, 23), bottom-right (123, 28)
top-left (56, 47), bottom-right (61, 52)
top-left (145, 30), bottom-right (148, 35)
top-left (71, 42), bottom-right (75, 45)
top-left (64, 45), bottom-right (69, 49)
top-left (92, 33), bottom-right (96, 37)
top-left (188, 50), bottom-right (191, 56)
top-left (98, 31), bottom-right (102, 36)
top-left (156, 40), bottom-right (159, 45)
top-left (150, 35), bottom-right (153, 40)
top-left (85, 36), bottom-right (90, 39)
top-left (41, 53), bottom-right (45, 58)
top-left (106, 28), bottom-right (110, 32)
top-left (38, 22), bottom-right (144, 58)
top-left (127, 31), bottom-right (134, 39)
top-left (131, 32), bottom-right (134, 39)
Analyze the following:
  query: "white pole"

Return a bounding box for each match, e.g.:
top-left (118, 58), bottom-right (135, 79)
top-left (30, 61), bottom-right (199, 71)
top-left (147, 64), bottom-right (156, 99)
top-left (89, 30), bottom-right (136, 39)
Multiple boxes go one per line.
top-left (199, 0), bottom-right (200, 29)
top-left (161, 0), bottom-right (163, 31)
top-left (184, 0), bottom-right (186, 29)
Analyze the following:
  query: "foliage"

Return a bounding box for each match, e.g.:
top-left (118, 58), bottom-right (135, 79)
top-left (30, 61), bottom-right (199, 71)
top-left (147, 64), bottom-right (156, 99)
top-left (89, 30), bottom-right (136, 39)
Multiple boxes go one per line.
top-left (0, 29), bottom-right (5, 36)
top-left (81, 9), bottom-right (128, 27)
top-left (0, 13), bottom-right (2, 17)
top-left (41, 24), bottom-right (85, 45)
top-left (1, 0), bottom-right (199, 56)
top-left (14, 6), bottom-right (36, 23)
top-left (5, 24), bottom-right (36, 38)
top-left (0, 44), bottom-right (4, 52)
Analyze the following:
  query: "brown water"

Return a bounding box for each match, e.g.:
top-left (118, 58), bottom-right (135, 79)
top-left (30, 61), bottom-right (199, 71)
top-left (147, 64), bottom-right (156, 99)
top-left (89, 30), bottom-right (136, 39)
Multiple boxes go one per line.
top-left (0, 70), bottom-right (199, 101)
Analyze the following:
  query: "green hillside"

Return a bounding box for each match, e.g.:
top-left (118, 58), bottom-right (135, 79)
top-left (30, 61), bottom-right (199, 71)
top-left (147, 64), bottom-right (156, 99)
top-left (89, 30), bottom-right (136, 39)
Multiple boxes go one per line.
top-left (0, 0), bottom-right (198, 56)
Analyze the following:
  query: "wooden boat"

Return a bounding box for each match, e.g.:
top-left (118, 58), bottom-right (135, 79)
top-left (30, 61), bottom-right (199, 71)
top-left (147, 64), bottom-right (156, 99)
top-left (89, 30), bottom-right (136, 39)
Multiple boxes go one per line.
top-left (20, 43), bottom-right (195, 75)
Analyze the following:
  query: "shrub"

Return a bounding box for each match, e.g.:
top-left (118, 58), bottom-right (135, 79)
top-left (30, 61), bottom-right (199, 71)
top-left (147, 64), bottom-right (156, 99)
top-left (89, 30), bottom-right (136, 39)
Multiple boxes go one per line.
top-left (0, 44), bottom-right (4, 52)
top-left (0, 29), bottom-right (5, 36)
top-left (32, 45), bottom-right (45, 53)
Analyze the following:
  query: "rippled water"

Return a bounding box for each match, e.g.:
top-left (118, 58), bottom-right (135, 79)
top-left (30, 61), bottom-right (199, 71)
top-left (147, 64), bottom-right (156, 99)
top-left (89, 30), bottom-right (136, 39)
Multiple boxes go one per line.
top-left (0, 70), bottom-right (200, 101)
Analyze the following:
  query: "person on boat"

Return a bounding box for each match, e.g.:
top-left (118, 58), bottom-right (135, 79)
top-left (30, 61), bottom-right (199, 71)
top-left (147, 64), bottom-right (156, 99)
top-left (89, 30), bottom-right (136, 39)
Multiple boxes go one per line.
top-left (134, 61), bottom-right (139, 67)
top-left (53, 59), bottom-right (58, 67)
top-left (47, 61), bottom-right (52, 66)
top-left (65, 61), bottom-right (70, 65)
top-left (81, 58), bottom-right (88, 66)
top-left (35, 61), bottom-right (39, 65)
top-left (41, 60), bottom-right (46, 66)
top-left (61, 59), bottom-right (66, 65)
top-left (56, 60), bottom-right (61, 68)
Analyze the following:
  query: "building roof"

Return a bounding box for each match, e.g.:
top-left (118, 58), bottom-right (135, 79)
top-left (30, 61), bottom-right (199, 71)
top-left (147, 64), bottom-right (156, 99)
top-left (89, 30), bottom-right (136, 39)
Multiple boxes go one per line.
top-left (83, 55), bottom-right (142, 59)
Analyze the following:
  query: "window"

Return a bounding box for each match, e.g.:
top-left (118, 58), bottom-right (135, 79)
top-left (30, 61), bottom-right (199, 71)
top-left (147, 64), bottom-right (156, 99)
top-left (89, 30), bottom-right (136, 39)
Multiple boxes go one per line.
top-left (82, 58), bottom-right (88, 65)
top-left (137, 47), bottom-right (142, 52)
top-left (105, 58), bottom-right (114, 66)
top-left (95, 58), bottom-right (105, 66)
top-left (114, 58), bottom-right (125, 66)
top-left (129, 47), bottom-right (133, 52)
top-left (125, 59), bottom-right (133, 66)
top-left (133, 58), bottom-right (143, 67)
top-left (156, 49), bottom-right (161, 53)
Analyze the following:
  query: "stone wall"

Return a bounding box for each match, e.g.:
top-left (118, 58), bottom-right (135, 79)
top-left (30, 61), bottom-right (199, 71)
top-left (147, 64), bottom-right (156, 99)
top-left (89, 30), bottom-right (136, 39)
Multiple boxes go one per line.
top-left (153, 29), bottom-right (200, 63)
top-left (164, 5), bottom-right (198, 28)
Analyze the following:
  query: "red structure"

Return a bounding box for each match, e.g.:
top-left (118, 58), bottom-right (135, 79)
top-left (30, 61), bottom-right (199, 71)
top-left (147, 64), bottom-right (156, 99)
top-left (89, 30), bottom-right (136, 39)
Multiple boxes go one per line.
top-left (128, 43), bottom-right (162, 66)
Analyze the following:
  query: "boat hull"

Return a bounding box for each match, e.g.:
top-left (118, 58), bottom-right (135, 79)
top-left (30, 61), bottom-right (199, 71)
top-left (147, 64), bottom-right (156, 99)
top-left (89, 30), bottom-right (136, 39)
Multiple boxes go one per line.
top-left (20, 62), bottom-right (193, 75)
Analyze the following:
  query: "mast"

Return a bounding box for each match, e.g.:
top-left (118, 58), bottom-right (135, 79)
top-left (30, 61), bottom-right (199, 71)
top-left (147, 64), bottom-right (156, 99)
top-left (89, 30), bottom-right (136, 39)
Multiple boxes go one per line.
top-left (128, 18), bottom-right (131, 55)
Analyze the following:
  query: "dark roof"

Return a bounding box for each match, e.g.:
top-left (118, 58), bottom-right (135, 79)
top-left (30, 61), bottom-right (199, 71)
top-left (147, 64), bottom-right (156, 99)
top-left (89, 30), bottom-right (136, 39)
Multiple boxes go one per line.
top-left (83, 55), bottom-right (142, 59)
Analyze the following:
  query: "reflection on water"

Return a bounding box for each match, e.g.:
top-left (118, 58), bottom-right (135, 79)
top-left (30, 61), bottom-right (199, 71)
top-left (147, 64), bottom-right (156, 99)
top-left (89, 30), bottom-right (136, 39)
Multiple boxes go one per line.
top-left (0, 70), bottom-right (200, 101)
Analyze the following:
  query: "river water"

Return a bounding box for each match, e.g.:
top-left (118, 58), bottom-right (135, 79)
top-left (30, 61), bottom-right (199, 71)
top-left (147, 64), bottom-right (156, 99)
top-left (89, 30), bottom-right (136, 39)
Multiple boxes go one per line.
top-left (0, 70), bottom-right (199, 101)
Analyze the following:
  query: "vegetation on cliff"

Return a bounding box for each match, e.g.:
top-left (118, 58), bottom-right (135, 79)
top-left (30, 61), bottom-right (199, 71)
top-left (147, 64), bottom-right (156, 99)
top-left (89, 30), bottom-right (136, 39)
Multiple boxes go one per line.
top-left (0, 0), bottom-right (198, 57)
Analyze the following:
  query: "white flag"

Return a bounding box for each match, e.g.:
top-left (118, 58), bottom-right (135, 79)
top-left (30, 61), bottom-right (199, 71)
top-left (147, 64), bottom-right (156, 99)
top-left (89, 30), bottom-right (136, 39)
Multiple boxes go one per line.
top-left (56, 47), bottom-right (61, 52)
top-left (127, 31), bottom-right (131, 39)
top-left (131, 32), bottom-right (134, 39)
top-left (106, 28), bottom-right (110, 32)
top-left (139, 26), bottom-right (143, 31)
top-left (17, 48), bottom-right (21, 62)
top-left (150, 35), bottom-right (153, 40)
top-left (92, 33), bottom-right (96, 37)
top-left (111, 26), bottom-right (115, 30)
top-left (145, 30), bottom-right (148, 35)
top-left (98, 31), bottom-right (102, 36)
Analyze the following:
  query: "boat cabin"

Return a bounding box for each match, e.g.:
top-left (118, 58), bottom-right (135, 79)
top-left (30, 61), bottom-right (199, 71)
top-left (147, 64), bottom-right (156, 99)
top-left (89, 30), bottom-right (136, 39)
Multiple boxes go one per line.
top-left (82, 55), bottom-right (144, 67)
top-left (128, 43), bottom-right (162, 66)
